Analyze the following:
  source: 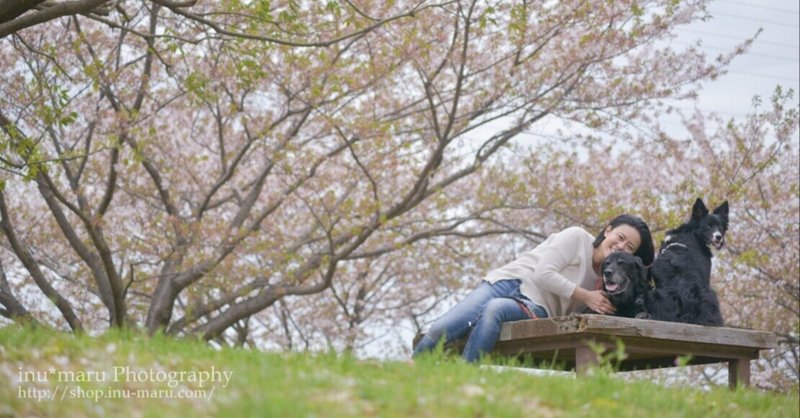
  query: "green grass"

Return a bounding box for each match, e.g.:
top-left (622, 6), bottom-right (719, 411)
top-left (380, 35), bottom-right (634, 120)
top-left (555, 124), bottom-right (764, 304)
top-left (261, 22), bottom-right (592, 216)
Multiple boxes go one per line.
top-left (0, 325), bottom-right (797, 418)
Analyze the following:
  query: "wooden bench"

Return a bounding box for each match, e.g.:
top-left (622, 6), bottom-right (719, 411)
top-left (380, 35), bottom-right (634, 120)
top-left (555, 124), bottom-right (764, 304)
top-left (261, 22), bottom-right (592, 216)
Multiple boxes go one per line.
top-left (414, 314), bottom-right (778, 389)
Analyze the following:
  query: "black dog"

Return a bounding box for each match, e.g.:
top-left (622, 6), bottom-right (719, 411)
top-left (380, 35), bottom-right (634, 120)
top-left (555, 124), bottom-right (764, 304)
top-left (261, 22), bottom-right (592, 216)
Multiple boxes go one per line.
top-left (641, 198), bottom-right (728, 326)
top-left (599, 252), bottom-right (651, 318)
top-left (584, 252), bottom-right (649, 317)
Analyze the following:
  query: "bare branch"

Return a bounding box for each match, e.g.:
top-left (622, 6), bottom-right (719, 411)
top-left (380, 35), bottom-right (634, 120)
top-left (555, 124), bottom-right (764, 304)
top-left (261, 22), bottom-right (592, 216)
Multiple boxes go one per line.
top-left (157, 1), bottom-right (455, 48)
top-left (0, 0), bottom-right (108, 38)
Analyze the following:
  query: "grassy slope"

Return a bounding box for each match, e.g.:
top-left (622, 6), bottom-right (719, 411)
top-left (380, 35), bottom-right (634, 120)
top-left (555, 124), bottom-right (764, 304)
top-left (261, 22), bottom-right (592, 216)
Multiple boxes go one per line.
top-left (0, 326), bottom-right (796, 418)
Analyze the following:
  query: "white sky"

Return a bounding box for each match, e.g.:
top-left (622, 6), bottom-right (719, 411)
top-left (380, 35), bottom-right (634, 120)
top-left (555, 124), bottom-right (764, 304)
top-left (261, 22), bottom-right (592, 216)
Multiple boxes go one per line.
top-left (668, 0), bottom-right (799, 125)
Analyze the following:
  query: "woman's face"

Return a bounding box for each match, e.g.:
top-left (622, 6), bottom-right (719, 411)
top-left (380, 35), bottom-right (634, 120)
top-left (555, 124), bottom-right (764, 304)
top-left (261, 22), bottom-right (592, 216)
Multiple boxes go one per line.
top-left (600, 224), bottom-right (641, 259)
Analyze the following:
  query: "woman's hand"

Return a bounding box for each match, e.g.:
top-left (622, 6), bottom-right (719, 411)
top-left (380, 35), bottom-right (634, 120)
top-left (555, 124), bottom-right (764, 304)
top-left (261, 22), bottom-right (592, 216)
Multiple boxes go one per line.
top-left (572, 287), bottom-right (616, 315)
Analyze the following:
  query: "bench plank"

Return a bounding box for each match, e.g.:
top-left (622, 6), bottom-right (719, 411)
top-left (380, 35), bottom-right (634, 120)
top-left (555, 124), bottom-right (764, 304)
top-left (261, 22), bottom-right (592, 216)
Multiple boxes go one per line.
top-left (498, 315), bottom-right (777, 349)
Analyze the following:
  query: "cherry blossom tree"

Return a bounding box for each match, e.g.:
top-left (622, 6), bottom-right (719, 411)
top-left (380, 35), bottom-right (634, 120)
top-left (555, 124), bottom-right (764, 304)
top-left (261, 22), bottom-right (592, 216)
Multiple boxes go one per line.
top-left (1, 0), bottom-right (752, 354)
top-left (0, 0), bottom-right (442, 43)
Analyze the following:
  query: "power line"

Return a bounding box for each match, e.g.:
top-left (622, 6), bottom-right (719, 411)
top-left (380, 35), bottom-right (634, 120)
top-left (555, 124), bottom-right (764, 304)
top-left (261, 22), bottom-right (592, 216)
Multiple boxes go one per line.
top-left (677, 29), bottom-right (799, 50)
top-left (715, 0), bottom-right (800, 14)
top-left (722, 70), bottom-right (799, 83)
top-left (711, 11), bottom-right (799, 29)
top-left (669, 40), bottom-right (799, 62)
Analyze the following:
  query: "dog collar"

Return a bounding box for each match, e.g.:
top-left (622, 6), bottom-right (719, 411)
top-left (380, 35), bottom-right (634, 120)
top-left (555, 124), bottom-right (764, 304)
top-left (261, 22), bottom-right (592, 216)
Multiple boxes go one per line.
top-left (661, 242), bottom-right (688, 255)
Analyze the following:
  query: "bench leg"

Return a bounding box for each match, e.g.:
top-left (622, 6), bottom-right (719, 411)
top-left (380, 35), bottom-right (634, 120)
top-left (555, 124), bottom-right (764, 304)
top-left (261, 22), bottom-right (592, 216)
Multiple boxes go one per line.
top-left (728, 358), bottom-right (750, 389)
top-left (575, 346), bottom-right (598, 376)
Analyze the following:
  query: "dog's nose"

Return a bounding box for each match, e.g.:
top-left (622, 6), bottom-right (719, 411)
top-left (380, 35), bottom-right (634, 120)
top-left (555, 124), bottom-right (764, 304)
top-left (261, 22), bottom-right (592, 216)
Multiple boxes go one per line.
top-left (603, 269), bottom-right (612, 278)
top-left (713, 232), bottom-right (722, 242)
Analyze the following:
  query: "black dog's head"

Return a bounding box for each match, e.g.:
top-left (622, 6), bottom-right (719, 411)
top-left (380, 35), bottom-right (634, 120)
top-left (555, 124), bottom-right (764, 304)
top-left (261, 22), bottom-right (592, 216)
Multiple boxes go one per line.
top-left (689, 198), bottom-right (729, 250)
top-left (662, 198), bottom-right (730, 251)
top-left (601, 252), bottom-right (650, 314)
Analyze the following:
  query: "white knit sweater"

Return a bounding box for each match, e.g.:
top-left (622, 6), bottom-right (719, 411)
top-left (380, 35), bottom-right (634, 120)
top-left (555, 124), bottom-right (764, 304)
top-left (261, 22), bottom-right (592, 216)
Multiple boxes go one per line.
top-left (484, 226), bottom-right (598, 317)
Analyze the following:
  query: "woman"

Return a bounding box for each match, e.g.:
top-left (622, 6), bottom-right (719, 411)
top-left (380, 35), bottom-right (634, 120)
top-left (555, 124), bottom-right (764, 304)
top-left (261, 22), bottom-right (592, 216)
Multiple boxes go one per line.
top-left (412, 214), bottom-right (654, 362)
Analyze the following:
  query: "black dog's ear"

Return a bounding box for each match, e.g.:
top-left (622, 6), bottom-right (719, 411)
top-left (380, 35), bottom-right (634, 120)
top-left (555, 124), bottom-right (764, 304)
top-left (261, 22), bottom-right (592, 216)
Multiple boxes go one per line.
top-left (691, 198), bottom-right (708, 222)
top-left (714, 201), bottom-right (729, 229)
top-left (633, 256), bottom-right (648, 288)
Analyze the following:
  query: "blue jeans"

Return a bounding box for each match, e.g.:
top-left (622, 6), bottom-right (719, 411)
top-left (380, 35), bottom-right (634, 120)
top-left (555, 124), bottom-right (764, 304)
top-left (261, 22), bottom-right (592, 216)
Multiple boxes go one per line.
top-left (412, 279), bottom-right (548, 362)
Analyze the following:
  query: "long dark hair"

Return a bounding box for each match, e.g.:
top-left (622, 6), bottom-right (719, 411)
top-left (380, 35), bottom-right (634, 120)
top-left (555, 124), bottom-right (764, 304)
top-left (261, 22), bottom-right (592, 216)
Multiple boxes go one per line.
top-left (592, 214), bottom-right (655, 267)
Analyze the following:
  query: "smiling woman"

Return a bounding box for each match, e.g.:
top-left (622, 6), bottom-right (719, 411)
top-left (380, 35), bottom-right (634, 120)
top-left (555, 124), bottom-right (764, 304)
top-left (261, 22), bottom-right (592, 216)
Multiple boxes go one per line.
top-left (412, 214), bottom-right (654, 363)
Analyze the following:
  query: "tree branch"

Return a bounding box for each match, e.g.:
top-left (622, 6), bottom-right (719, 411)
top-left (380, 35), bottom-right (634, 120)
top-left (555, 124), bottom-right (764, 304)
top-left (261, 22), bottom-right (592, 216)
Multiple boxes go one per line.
top-left (156, 1), bottom-right (455, 48)
top-left (0, 0), bottom-right (108, 38)
top-left (0, 259), bottom-right (42, 325)
top-left (0, 189), bottom-right (83, 331)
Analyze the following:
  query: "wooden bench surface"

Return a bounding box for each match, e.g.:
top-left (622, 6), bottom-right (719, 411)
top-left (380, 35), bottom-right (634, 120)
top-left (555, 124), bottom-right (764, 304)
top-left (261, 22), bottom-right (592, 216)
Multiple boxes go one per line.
top-left (492, 314), bottom-right (776, 369)
top-left (416, 314), bottom-right (778, 388)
